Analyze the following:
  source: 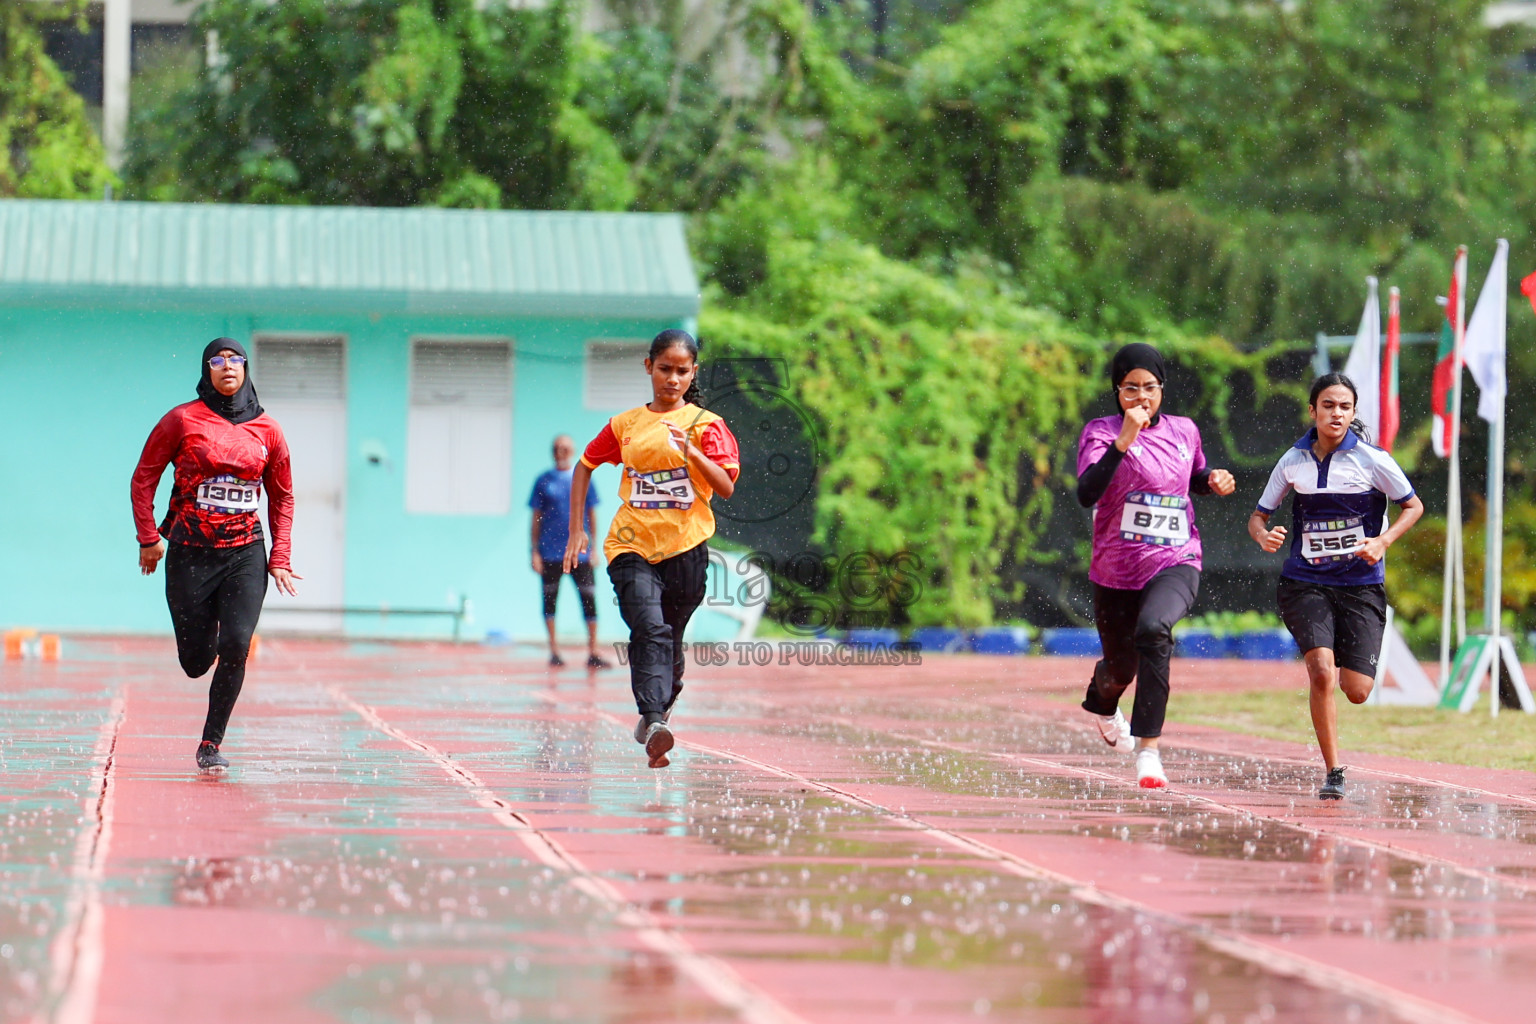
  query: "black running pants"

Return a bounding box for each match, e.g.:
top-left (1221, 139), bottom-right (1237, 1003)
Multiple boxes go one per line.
top-left (608, 544), bottom-right (709, 715)
top-left (1081, 564), bottom-right (1200, 739)
top-left (164, 540), bottom-right (268, 746)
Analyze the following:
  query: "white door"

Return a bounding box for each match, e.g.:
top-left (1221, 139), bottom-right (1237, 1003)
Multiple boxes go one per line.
top-left (253, 337), bottom-right (347, 634)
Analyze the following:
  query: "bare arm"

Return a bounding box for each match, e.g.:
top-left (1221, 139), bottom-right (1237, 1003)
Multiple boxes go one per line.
top-left (1249, 510), bottom-right (1288, 553)
top-left (563, 463), bottom-right (594, 572)
top-left (530, 509), bottom-right (543, 573)
top-left (585, 501), bottom-right (601, 567)
top-left (1356, 495), bottom-right (1424, 565)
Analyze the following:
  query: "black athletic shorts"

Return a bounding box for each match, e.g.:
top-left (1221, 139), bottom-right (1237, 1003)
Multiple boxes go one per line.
top-left (1276, 577), bottom-right (1386, 676)
top-left (541, 561), bottom-right (597, 620)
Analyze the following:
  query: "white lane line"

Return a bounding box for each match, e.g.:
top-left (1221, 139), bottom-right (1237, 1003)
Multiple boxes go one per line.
top-left (827, 715), bottom-right (1536, 901)
top-left (328, 686), bottom-right (808, 1024)
top-left (992, 695), bottom-right (1536, 811)
top-left (629, 718), bottom-right (1481, 1024)
top-left (38, 692), bottom-right (127, 1024)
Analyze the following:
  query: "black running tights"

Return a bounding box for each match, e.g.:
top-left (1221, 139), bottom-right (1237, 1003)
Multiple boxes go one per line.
top-left (1081, 564), bottom-right (1200, 739)
top-left (608, 544), bottom-right (709, 716)
top-left (164, 541), bottom-right (268, 746)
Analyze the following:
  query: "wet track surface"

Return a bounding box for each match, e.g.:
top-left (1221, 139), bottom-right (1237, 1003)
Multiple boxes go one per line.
top-left (4, 640), bottom-right (1536, 1022)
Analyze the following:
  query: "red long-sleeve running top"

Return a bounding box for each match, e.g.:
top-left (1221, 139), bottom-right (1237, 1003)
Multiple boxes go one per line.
top-left (131, 400), bottom-right (295, 569)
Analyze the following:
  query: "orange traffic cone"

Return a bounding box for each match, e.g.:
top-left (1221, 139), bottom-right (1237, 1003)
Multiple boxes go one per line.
top-left (3, 631), bottom-right (22, 660)
top-left (248, 634), bottom-right (261, 660)
top-left (40, 635), bottom-right (61, 661)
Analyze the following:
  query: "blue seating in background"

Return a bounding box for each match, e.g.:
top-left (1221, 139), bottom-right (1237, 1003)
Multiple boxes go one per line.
top-left (1040, 627), bottom-right (1101, 657)
top-left (1233, 628), bottom-right (1295, 660)
top-left (846, 627), bottom-right (900, 647)
top-left (969, 626), bottom-right (1032, 656)
top-left (908, 627), bottom-right (967, 654)
top-left (1175, 629), bottom-right (1230, 658)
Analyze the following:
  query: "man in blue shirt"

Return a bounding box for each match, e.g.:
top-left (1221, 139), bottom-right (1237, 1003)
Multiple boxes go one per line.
top-left (530, 435), bottom-right (607, 668)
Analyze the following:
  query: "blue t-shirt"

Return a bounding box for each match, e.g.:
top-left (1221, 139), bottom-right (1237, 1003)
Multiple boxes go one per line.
top-left (1256, 429), bottom-right (1415, 586)
top-left (529, 467), bottom-right (598, 564)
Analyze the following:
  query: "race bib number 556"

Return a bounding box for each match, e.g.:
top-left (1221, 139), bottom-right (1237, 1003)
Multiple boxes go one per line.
top-left (1302, 516), bottom-right (1366, 564)
top-left (1119, 493), bottom-right (1191, 546)
top-left (196, 475), bottom-right (261, 513)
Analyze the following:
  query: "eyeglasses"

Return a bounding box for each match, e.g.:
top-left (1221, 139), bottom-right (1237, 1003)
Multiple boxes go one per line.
top-left (1117, 383), bottom-right (1162, 398)
top-left (208, 355), bottom-right (247, 369)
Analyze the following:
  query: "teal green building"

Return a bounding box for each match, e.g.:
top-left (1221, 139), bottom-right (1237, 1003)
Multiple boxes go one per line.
top-left (0, 198), bottom-right (735, 642)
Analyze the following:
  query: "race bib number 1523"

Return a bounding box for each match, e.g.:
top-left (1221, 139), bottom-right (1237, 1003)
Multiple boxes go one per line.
top-left (628, 466), bottom-right (695, 510)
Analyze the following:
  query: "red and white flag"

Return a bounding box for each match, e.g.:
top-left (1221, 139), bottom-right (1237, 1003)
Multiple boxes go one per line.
top-left (1431, 247), bottom-right (1467, 458)
top-left (1380, 287), bottom-right (1401, 452)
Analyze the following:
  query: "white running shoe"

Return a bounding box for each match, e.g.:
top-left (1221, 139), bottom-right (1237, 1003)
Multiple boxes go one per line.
top-left (1091, 709), bottom-right (1135, 753)
top-left (1136, 748), bottom-right (1167, 789)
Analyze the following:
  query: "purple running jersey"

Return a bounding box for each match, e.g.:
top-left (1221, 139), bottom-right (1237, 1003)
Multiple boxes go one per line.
top-left (1077, 414), bottom-right (1207, 589)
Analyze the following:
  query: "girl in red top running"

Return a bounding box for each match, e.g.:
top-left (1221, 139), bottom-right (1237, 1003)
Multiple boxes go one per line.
top-left (131, 338), bottom-right (300, 771)
top-left (564, 330), bottom-right (741, 768)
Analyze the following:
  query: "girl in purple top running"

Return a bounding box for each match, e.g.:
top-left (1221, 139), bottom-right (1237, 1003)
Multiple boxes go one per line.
top-left (1075, 344), bottom-right (1236, 787)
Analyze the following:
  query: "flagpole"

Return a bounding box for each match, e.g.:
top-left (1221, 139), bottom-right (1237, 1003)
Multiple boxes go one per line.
top-left (1485, 238), bottom-right (1509, 715)
top-left (1440, 246), bottom-right (1468, 685)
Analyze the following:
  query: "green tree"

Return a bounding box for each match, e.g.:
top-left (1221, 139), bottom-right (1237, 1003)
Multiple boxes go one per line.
top-left (0, 0), bottom-right (116, 198)
top-left (127, 0), bottom-right (632, 209)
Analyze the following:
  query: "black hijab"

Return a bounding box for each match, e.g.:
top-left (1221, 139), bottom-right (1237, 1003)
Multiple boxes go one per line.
top-left (1109, 342), bottom-right (1168, 427)
top-left (1108, 343), bottom-right (1167, 388)
top-left (197, 337), bottom-right (264, 425)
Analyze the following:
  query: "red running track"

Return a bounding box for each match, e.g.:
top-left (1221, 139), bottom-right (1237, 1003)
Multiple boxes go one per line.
top-left (4, 638), bottom-right (1536, 1023)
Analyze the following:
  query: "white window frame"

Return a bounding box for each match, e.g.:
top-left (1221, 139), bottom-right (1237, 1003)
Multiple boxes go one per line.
top-left (251, 333), bottom-right (348, 403)
top-left (584, 339), bottom-right (653, 411)
top-left (405, 335), bottom-right (515, 516)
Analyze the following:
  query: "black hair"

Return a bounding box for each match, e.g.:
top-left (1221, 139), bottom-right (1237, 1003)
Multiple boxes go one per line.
top-left (1308, 372), bottom-right (1371, 443)
top-left (649, 329), bottom-right (704, 407)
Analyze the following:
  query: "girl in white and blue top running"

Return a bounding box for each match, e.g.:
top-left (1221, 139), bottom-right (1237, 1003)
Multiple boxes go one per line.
top-left (1248, 373), bottom-right (1423, 801)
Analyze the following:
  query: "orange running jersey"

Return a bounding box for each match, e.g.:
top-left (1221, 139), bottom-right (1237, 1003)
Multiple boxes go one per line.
top-left (580, 403), bottom-right (741, 563)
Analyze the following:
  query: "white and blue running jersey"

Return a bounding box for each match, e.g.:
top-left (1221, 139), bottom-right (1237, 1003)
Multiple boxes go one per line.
top-left (1255, 428), bottom-right (1415, 586)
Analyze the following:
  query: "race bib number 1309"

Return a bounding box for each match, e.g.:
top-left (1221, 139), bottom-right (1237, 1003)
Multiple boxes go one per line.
top-left (1119, 492), bottom-right (1191, 546)
top-left (196, 475), bottom-right (261, 513)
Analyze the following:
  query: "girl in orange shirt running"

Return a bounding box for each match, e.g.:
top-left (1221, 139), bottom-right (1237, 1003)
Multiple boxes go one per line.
top-left (565, 330), bottom-right (741, 768)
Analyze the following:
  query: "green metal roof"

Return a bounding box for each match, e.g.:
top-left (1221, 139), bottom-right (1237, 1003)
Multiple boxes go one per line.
top-left (0, 199), bottom-right (698, 318)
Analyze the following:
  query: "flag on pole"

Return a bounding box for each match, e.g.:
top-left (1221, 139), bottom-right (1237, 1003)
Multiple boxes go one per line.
top-left (1464, 239), bottom-right (1509, 423)
top-left (1522, 270), bottom-right (1536, 316)
top-left (1342, 277), bottom-right (1381, 436)
top-left (1381, 287), bottom-right (1401, 452)
top-left (1431, 252), bottom-right (1465, 457)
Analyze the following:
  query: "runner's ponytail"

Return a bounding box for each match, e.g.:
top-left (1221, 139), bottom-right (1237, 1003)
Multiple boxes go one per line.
top-left (650, 329), bottom-right (706, 409)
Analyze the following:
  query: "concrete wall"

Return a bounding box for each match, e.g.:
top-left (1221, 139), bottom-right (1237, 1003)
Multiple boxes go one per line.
top-left (0, 306), bottom-right (736, 643)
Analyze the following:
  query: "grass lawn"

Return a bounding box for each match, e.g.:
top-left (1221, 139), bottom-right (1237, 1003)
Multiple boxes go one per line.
top-left (1167, 689), bottom-right (1536, 773)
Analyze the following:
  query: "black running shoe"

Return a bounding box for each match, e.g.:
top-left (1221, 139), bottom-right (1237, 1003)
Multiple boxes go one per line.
top-left (643, 723), bottom-right (675, 769)
top-left (549, 652), bottom-right (565, 668)
top-left (585, 653), bottom-right (611, 670)
top-left (196, 741), bottom-right (229, 771)
top-left (1319, 766), bottom-right (1346, 800)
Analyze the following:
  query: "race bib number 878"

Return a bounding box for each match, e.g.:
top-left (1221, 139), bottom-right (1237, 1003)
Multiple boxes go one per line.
top-left (1119, 493), bottom-right (1191, 546)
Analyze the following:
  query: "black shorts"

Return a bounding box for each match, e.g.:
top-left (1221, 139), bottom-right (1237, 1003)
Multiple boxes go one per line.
top-left (1276, 577), bottom-right (1386, 676)
top-left (541, 561), bottom-right (597, 620)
